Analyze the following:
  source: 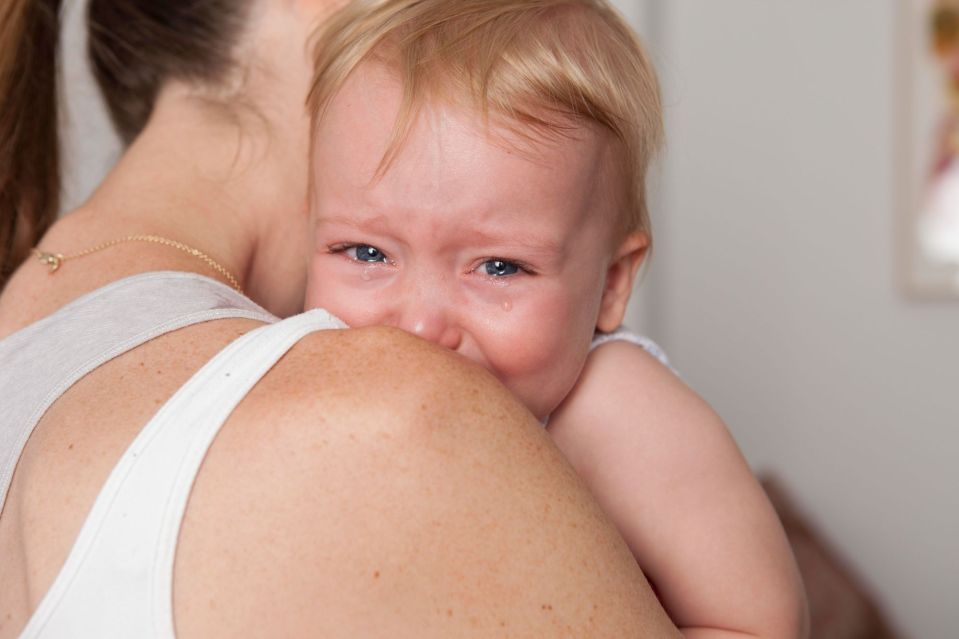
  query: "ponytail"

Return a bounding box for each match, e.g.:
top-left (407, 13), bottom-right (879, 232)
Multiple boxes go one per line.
top-left (0, 0), bottom-right (62, 290)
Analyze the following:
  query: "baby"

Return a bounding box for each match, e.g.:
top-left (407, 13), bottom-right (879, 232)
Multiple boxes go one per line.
top-left (304, 1), bottom-right (807, 636)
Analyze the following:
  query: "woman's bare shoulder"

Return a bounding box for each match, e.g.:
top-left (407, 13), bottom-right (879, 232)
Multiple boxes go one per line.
top-left (175, 325), bottom-right (680, 637)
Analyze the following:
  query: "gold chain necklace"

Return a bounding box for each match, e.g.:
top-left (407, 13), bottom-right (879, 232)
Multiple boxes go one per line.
top-left (32, 234), bottom-right (243, 293)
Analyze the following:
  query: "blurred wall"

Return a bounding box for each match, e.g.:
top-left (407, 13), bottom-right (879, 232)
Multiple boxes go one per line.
top-left (59, 0), bottom-right (121, 214)
top-left (621, 2), bottom-right (959, 637)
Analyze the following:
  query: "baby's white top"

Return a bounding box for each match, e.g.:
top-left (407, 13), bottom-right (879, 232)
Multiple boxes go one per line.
top-left (590, 327), bottom-right (672, 370)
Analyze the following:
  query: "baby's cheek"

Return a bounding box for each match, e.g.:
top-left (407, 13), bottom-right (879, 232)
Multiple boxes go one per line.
top-left (304, 259), bottom-right (358, 322)
top-left (478, 300), bottom-right (551, 358)
top-left (484, 314), bottom-right (582, 416)
top-left (303, 258), bottom-right (326, 311)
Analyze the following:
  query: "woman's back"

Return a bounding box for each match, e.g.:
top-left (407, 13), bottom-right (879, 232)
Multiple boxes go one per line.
top-left (0, 268), bottom-right (278, 635)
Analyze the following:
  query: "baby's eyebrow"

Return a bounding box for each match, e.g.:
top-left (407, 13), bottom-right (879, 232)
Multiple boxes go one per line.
top-left (319, 213), bottom-right (394, 232)
top-left (467, 227), bottom-right (564, 256)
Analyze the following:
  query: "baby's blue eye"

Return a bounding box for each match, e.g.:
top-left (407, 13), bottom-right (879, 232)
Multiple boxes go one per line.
top-left (353, 245), bottom-right (387, 262)
top-left (484, 260), bottom-right (519, 277)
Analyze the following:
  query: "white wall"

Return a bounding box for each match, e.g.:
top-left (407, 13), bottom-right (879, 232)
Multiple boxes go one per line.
top-left (621, 2), bottom-right (959, 637)
top-left (59, 0), bottom-right (121, 213)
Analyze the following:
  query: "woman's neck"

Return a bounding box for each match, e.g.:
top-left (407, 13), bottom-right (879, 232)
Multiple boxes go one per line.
top-left (77, 90), bottom-right (312, 316)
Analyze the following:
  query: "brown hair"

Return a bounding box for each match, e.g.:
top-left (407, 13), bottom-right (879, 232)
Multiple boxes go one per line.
top-left (88, 1), bottom-right (253, 144)
top-left (0, 0), bottom-right (252, 291)
top-left (309, 0), bottom-right (663, 240)
top-left (0, 0), bottom-right (61, 289)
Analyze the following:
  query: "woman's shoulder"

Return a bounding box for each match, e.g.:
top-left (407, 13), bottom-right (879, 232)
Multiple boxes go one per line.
top-left (174, 322), bottom-right (682, 637)
top-left (234, 323), bottom-right (506, 443)
top-left (174, 324), bottom-right (640, 636)
top-left (192, 321), bottom-right (530, 522)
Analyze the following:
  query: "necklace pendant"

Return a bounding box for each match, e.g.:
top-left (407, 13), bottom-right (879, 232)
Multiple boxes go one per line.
top-left (36, 252), bottom-right (63, 272)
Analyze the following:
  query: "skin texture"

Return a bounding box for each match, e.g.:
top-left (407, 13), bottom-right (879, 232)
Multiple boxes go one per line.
top-left (549, 344), bottom-right (809, 638)
top-left (304, 65), bottom-right (809, 638)
top-left (0, 0), bottom-right (681, 636)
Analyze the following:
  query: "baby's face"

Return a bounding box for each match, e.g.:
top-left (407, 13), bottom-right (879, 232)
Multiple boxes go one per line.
top-left (307, 67), bottom-right (623, 419)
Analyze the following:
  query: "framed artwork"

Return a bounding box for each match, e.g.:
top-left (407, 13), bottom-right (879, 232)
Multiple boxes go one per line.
top-left (900, 0), bottom-right (959, 298)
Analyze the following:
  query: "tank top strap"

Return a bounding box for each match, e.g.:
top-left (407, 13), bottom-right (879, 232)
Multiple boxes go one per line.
top-left (19, 308), bottom-right (346, 639)
top-left (0, 272), bottom-right (275, 512)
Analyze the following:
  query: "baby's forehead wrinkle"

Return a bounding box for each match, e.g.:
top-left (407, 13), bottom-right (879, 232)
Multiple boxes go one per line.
top-left (466, 218), bottom-right (566, 252)
top-left (320, 211), bottom-right (397, 235)
top-left (368, 103), bottom-right (453, 198)
top-left (423, 104), bottom-right (449, 196)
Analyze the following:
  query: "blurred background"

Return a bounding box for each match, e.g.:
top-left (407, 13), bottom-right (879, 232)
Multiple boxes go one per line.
top-left (59, 1), bottom-right (957, 637)
top-left (619, 2), bottom-right (957, 638)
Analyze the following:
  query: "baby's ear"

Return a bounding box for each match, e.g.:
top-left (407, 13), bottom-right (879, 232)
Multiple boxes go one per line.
top-left (596, 231), bottom-right (649, 333)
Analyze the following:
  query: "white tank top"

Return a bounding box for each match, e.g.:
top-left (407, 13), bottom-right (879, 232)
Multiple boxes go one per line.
top-left (0, 272), bottom-right (344, 638)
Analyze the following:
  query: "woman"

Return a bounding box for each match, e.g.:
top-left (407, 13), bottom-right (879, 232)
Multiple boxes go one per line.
top-left (0, 0), bottom-right (679, 636)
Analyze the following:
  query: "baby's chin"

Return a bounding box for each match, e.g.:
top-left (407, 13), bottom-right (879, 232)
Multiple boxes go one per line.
top-left (511, 365), bottom-right (590, 424)
top-left (492, 358), bottom-right (587, 424)
top-left (514, 389), bottom-right (566, 424)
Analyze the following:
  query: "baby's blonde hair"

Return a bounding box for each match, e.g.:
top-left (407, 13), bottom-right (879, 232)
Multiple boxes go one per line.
top-left (308, 0), bottom-right (663, 238)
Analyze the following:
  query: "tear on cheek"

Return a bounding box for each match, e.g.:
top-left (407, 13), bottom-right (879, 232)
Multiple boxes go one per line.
top-left (347, 263), bottom-right (393, 289)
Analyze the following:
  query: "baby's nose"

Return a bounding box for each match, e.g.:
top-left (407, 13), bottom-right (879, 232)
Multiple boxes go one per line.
top-left (400, 306), bottom-right (462, 351)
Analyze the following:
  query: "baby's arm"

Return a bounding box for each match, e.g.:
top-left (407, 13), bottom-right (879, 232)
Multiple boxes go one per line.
top-left (548, 341), bottom-right (808, 639)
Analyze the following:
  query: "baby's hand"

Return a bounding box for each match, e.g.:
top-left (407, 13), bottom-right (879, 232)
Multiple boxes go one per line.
top-left (548, 340), bottom-right (808, 639)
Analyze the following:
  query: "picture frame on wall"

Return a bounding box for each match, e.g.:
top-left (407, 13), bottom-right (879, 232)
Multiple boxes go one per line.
top-left (899, 0), bottom-right (959, 298)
